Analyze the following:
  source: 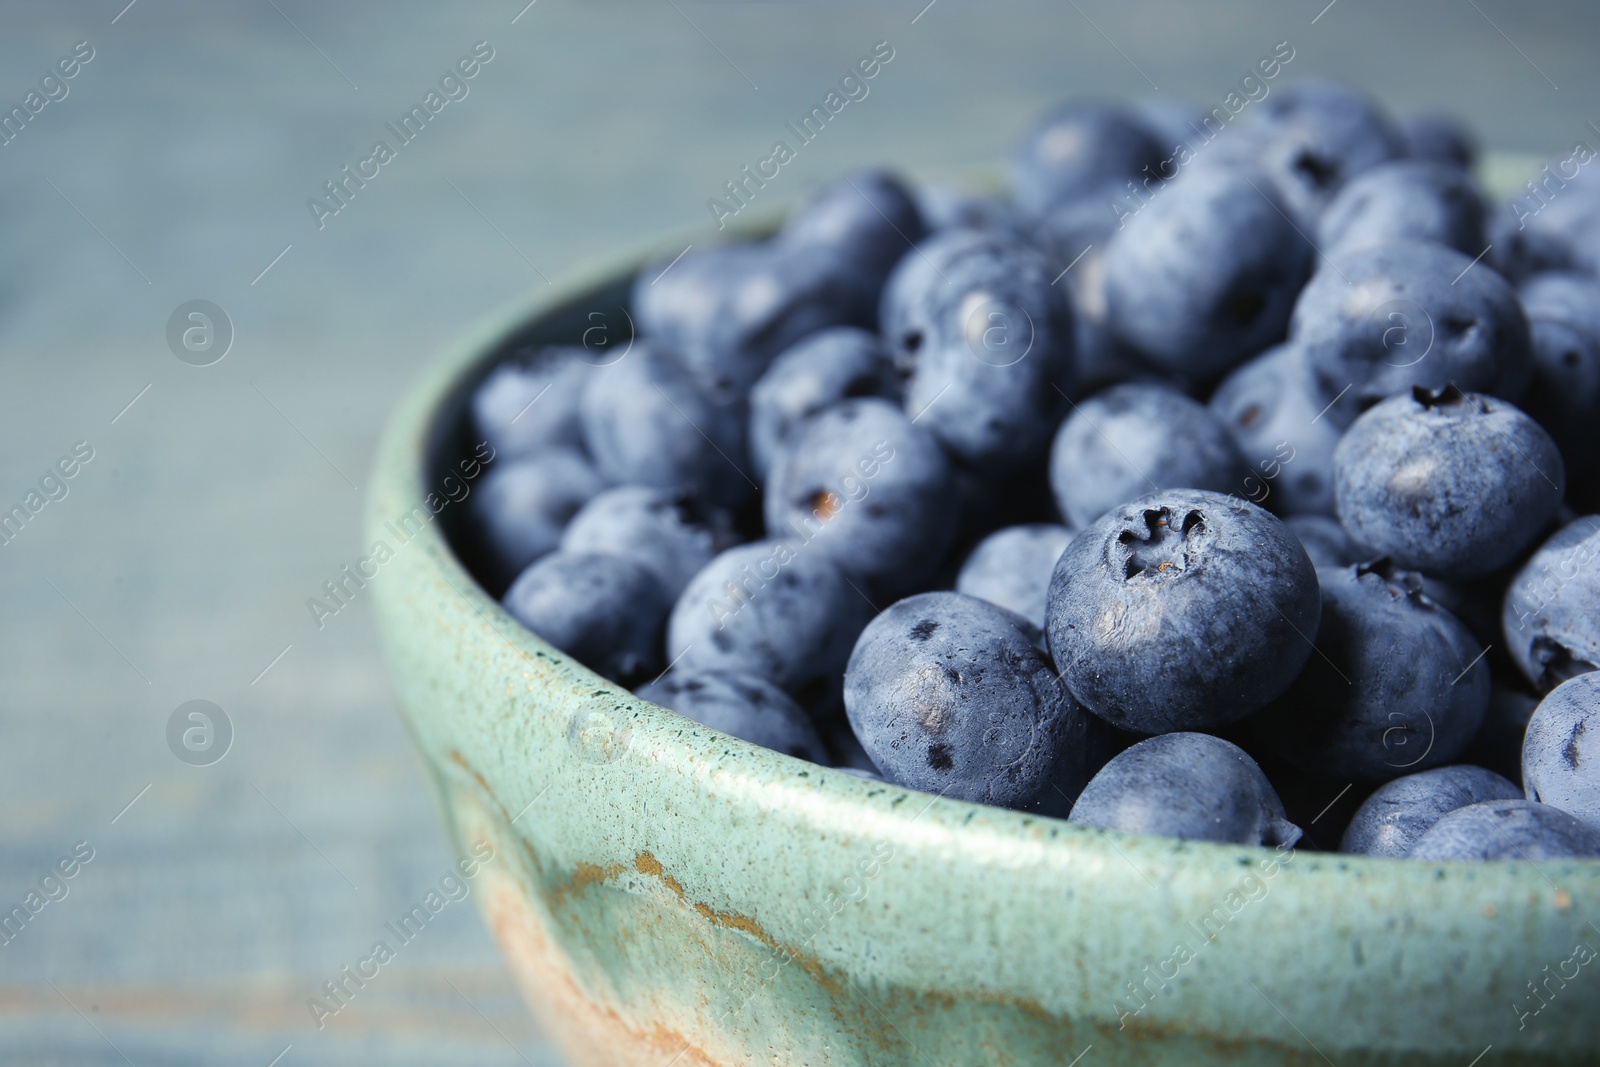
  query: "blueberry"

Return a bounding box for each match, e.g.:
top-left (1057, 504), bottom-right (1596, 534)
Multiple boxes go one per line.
top-left (1332, 385), bottom-right (1564, 579)
top-left (1518, 272), bottom-right (1600, 483)
top-left (1505, 156), bottom-right (1600, 263)
top-left (1209, 343), bottom-right (1344, 516)
top-left (1486, 203), bottom-right (1576, 286)
top-left (780, 169), bottom-right (925, 280)
top-left (579, 344), bottom-right (751, 507)
top-left (1130, 97), bottom-right (1205, 163)
top-left (1553, 213), bottom-right (1600, 282)
top-left (1317, 161), bottom-right (1486, 258)
top-left (1340, 765), bottom-right (1521, 857)
top-left (1407, 799), bottom-right (1600, 860)
top-left (879, 229), bottom-right (1076, 472)
top-left (956, 524), bottom-right (1075, 631)
top-left (1284, 514), bottom-right (1361, 569)
top-left (1253, 561), bottom-right (1490, 782)
top-left (1102, 164), bottom-right (1311, 378)
top-left (1290, 240), bottom-right (1533, 426)
top-left (1522, 672), bottom-right (1600, 831)
top-left (1068, 733), bottom-right (1302, 847)
top-left (914, 183), bottom-right (1022, 236)
top-left (763, 397), bottom-right (958, 597)
top-left (471, 346), bottom-right (590, 459)
top-left (1048, 383), bottom-right (1247, 528)
top-left (844, 591), bottom-right (1098, 808)
top-left (825, 720), bottom-right (882, 774)
top-left (631, 242), bottom-right (878, 403)
top-left (1241, 79), bottom-right (1403, 226)
top-left (1502, 516), bottom-right (1600, 692)
top-left (1009, 100), bottom-right (1166, 217)
top-left (1034, 184), bottom-right (1119, 286)
top-left (503, 551), bottom-right (668, 686)
top-left (747, 327), bottom-right (900, 481)
top-left (1046, 490), bottom-right (1320, 733)
top-left (1400, 112), bottom-right (1476, 170)
top-left (636, 669), bottom-right (829, 764)
top-left (629, 245), bottom-right (744, 389)
top-left (666, 540), bottom-right (872, 712)
top-left (468, 448), bottom-right (605, 587)
top-left (1034, 189), bottom-right (1153, 393)
top-left (559, 485), bottom-right (738, 600)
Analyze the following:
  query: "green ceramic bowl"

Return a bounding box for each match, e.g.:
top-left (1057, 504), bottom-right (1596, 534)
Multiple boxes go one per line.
top-left (369, 224), bottom-right (1600, 1067)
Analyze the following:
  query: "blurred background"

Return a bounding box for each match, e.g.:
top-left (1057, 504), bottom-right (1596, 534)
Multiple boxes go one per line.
top-left (1, 1), bottom-right (1595, 1063)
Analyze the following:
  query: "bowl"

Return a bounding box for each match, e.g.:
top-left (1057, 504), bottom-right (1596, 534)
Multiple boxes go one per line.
top-left (368, 225), bottom-right (1600, 1066)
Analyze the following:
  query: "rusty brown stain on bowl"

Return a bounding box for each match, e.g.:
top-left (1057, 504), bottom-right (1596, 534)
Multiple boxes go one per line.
top-left (450, 749), bottom-right (508, 820)
top-left (633, 849), bottom-right (842, 993)
top-left (450, 748), bottom-right (550, 878)
top-left (485, 875), bottom-right (726, 1067)
top-left (633, 850), bottom-right (686, 897)
top-left (548, 859), bottom-right (628, 910)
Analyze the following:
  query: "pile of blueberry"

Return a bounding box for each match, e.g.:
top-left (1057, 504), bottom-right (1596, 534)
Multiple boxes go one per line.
top-left (462, 80), bottom-right (1600, 862)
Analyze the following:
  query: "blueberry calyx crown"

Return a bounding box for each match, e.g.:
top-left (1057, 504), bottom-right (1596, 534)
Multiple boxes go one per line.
top-left (1117, 505), bottom-right (1205, 581)
top-left (1531, 636), bottom-right (1598, 692)
top-left (668, 489), bottom-right (711, 527)
top-left (1411, 381), bottom-right (1482, 413)
top-left (1355, 556), bottom-right (1435, 607)
top-left (1292, 148), bottom-right (1341, 190)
